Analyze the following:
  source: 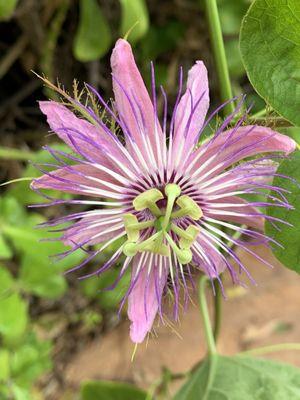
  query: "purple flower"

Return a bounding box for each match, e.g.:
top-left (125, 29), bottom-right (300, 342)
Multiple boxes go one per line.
top-left (32, 39), bottom-right (296, 343)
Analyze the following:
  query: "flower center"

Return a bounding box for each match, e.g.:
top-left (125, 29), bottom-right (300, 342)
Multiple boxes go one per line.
top-left (122, 184), bottom-right (203, 265)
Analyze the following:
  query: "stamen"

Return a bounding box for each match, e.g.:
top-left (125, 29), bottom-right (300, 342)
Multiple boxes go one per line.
top-left (171, 195), bottom-right (203, 220)
top-left (133, 188), bottom-right (163, 216)
top-left (170, 224), bottom-right (200, 249)
top-left (179, 225), bottom-right (200, 249)
top-left (165, 233), bottom-right (192, 265)
top-left (123, 231), bottom-right (162, 256)
top-left (123, 214), bottom-right (155, 241)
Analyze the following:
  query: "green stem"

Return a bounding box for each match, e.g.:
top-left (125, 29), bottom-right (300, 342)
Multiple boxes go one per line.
top-left (251, 108), bottom-right (267, 119)
top-left (238, 343), bottom-right (300, 357)
top-left (0, 147), bottom-right (36, 161)
top-left (199, 275), bottom-right (217, 355)
top-left (204, 0), bottom-right (234, 116)
top-left (213, 280), bottom-right (222, 342)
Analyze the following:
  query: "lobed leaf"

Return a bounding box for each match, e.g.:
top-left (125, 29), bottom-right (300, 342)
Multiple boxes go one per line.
top-left (174, 354), bottom-right (300, 399)
top-left (240, 0), bottom-right (300, 126)
top-left (265, 151), bottom-right (300, 273)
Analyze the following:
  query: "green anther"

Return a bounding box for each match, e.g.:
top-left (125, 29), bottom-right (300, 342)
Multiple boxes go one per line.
top-left (123, 214), bottom-right (155, 242)
top-left (171, 195), bottom-right (203, 220)
top-left (123, 214), bottom-right (140, 242)
top-left (133, 188), bottom-right (163, 216)
top-left (179, 225), bottom-right (200, 249)
top-left (162, 183), bottom-right (181, 230)
top-left (165, 233), bottom-right (193, 265)
top-left (123, 231), bottom-right (162, 256)
top-left (130, 220), bottom-right (155, 230)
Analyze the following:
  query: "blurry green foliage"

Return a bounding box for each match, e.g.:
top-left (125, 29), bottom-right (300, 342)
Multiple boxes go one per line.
top-left (119, 0), bottom-right (149, 44)
top-left (225, 39), bottom-right (244, 79)
top-left (0, 0), bottom-right (18, 21)
top-left (73, 0), bottom-right (112, 62)
top-left (81, 380), bottom-right (147, 400)
top-left (0, 332), bottom-right (52, 400)
top-left (81, 267), bottom-right (130, 310)
top-left (0, 266), bottom-right (28, 345)
top-left (218, 0), bottom-right (249, 35)
top-left (0, 195), bottom-right (85, 300)
top-left (141, 20), bottom-right (185, 62)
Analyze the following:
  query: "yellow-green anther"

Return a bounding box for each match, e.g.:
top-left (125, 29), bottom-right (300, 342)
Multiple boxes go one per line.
top-left (123, 214), bottom-right (155, 242)
top-left (162, 183), bottom-right (181, 230)
top-left (165, 233), bottom-right (192, 265)
top-left (170, 223), bottom-right (195, 240)
top-left (133, 188), bottom-right (164, 216)
top-left (130, 220), bottom-right (155, 230)
top-left (123, 214), bottom-right (140, 241)
top-left (179, 225), bottom-right (200, 249)
top-left (123, 231), bottom-right (162, 256)
top-left (171, 195), bottom-right (203, 220)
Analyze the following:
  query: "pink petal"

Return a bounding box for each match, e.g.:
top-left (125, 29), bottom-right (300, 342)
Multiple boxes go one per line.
top-left (39, 101), bottom-right (130, 172)
top-left (62, 216), bottom-right (124, 248)
top-left (172, 61), bottom-right (209, 162)
top-left (188, 126), bottom-right (296, 177)
top-left (194, 236), bottom-right (226, 277)
top-left (128, 257), bottom-right (167, 343)
top-left (204, 196), bottom-right (264, 230)
top-left (110, 39), bottom-right (163, 163)
top-left (31, 164), bottom-right (121, 197)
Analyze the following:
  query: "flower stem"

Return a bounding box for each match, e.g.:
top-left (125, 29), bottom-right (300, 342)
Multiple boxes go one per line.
top-left (238, 343), bottom-right (300, 357)
top-left (0, 146), bottom-right (36, 161)
top-left (204, 0), bottom-right (234, 116)
top-left (213, 280), bottom-right (222, 342)
top-left (251, 108), bottom-right (267, 119)
top-left (199, 275), bottom-right (217, 355)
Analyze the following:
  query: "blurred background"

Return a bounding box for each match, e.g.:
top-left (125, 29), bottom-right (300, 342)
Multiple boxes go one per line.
top-left (3, 1), bottom-right (300, 399)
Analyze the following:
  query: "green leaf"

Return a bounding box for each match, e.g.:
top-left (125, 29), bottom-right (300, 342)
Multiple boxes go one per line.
top-left (11, 385), bottom-right (31, 400)
top-left (73, 0), bottom-right (112, 62)
top-left (240, 0), bottom-right (300, 125)
top-left (0, 196), bottom-right (27, 226)
top-left (0, 0), bottom-right (18, 20)
top-left (174, 354), bottom-right (300, 400)
top-left (0, 291), bottom-right (28, 344)
top-left (119, 0), bottom-right (149, 44)
top-left (0, 349), bottom-right (10, 381)
top-left (265, 151), bottom-right (300, 272)
top-left (278, 127), bottom-right (300, 145)
top-left (19, 253), bottom-right (67, 299)
top-left (10, 333), bottom-right (52, 388)
top-left (0, 234), bottom-right (12, 259)
top-left (81, 380), bottom-right (147, 400)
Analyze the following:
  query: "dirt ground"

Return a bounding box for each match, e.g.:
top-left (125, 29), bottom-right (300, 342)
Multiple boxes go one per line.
top-left (64, 245), bottom-right (300, 397)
